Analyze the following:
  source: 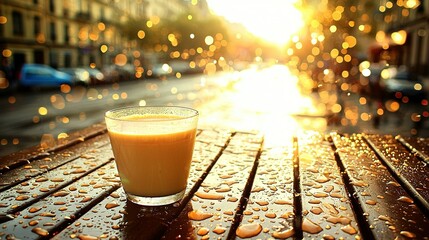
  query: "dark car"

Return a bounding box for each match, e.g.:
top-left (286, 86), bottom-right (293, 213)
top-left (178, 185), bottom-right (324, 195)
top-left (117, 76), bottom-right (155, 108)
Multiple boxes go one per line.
top-left (59, 67), bottom-right (91, 86)
top-left (19, 64), bottom-right (73, 89)
top-left (381, 70), bottom-right (427, 100)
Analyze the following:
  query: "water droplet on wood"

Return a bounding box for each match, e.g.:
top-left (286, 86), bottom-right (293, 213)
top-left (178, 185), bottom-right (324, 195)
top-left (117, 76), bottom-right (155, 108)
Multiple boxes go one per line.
top-left (197, 227), bottom-right (210, 236)
top-left (16, 195), bottom-right (30, 201)
top-left (32, 227), bottom-right (49, 237)
top-left (398, 196), bottom-right (414, 204)
top-left (302, 218), bottom-right (322, 234)
top-left (188, 210), bottom-right (213, 221)
top-left (272, 228), bottom-right (294, 238)
top-left (274, 199), bottom-right (292, 205)
top-left (195, 192), bottom-right (224, 200)
top-left (105, 201), bottom-right (119, 209)
top-left (400, 231), bottom-right (416, 238)
top-left (236, 223), bottom-right (262, 238)
top-left (341, 225), bottom-right (357, 235)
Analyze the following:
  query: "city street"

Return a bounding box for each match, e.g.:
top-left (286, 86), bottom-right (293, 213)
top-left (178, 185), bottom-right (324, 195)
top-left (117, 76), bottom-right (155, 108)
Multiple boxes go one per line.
top-left (1, 64), bottom-right (427, 157)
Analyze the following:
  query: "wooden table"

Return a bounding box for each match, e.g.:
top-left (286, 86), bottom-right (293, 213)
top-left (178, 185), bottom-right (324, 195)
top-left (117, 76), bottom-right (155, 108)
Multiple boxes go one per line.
top-left (0, 124), bottom-right (428, 239)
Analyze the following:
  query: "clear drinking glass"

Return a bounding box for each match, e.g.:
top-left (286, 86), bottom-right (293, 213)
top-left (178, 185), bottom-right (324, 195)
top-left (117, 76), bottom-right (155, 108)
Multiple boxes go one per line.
top-left (105, 106), bottom-right (198, 206)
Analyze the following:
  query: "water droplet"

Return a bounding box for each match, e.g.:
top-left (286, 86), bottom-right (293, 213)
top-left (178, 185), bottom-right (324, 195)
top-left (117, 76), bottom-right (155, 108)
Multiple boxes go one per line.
top-left (236, 223), bottom-right (262, 238)
top-left (195, 191), bottom-right (224, 200)
top-left (274, 199), bottom-right (292, 205)
top-left (265, 212), bottom-right (276, 218)
top-left (330, 192), bottom-right (344, 198)
top-left (29, 207), bottom-right (42, 213)
top-left (112, 214), bottom-right (122, 220)
top-left (213, 225), bottom-right (226, 234)
top-left (324, 185), bottom-right (334, 193)
top-left (32, 227), bottom-right (49, 237)
top-left (272, 228), bottom-right (294, 238)
top-left (398, 196), bottom-right (414, 204)
top-left (224, 210), bottom-right (234, 215)
top-left (313, 192), bottom-right (328, 198)
top-left (214, 185), bottom-right (230, 193)
top-left (351, 180), bottom-right (368, 187)
top-left (227, 197), bottom-right (238, 202)
top-left (81, 197), bottom-right (92, 203)
top-left (255, 201), bottom-right (269, 206)
top-left (341, 225), bottom-right (357, 235)
top-left (35, 177), bottom-right (49, 182)
top-left (15, 195), bottom-right (31, 202)
top-left (39, 212), bottom-right (56, 217)
top-left (77, 234), bottom-right (98, 240)
top-left (322, 234), bottom-right (335, 239)
top-left (197, 227), bottom-right (210, 236)
top-left (251, 187), bottom-right (265, 192)
top-left (322, 203), bottom-right (339, 215)
top-left (52, 191), bottom-right (69, 197)
top-left (315, 175), bottom-right (329, 183)
top-left (378, 215), bottom-right (393, 222)
top-left (326, 216), bottom-right (351, 225)
top-left (188, 210), bottom-right (213, 221)
top-left (400, 231), bottom-right (416, 238)
top-left (51, 178), bottom-right (64, 182)
top-left (105, 201), bottom-right (119, 209)
top-left (280, 212), bottom-right (294, 219)
top-left (387, 181), bottom-right (401, 187)
top-left (308, 199), bottom-right (321, 204)
top-left (302, 218), bottom-right (322, 234)
top-left (71, 169), bottom-right (86, 174)
top-left (310, 207), bottom-right (323, 215)
top-left (110, 192), bottom-right (120, 198)
top-left (365, 199), bottom-right (377, 205)
top-left (29, 220), bottom-right (39, 226)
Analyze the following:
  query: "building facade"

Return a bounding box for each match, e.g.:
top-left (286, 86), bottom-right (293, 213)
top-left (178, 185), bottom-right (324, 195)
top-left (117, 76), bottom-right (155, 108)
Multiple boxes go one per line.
top-left (373, 0), bottom-right (429, 76)
top-left (0, 0), bottom-right (194, 80)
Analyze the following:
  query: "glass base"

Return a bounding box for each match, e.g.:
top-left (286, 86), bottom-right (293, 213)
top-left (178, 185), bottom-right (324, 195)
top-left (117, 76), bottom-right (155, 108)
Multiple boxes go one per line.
top-left (126, 189), bottom-right (185, 206)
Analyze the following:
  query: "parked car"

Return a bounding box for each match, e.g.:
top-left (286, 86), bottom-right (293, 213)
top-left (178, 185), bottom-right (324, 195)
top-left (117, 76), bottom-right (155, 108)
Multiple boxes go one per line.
top-left (84, 67), bottom-right (105, 84)
top-left (59, 67), bottom-right (90, 86)
top-left (19, 64), bottom-right (73, 89)
top-left (381, 69), bottom-right (427, 100)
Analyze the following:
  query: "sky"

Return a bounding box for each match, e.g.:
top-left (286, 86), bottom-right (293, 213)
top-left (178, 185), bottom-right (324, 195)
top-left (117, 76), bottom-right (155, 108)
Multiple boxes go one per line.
top-left (205, 0), bottom-right (304, 45)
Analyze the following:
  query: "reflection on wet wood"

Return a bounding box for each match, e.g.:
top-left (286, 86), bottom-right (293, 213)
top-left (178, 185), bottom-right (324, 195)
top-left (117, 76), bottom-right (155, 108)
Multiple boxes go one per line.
top-left (0, 126), bottom-right (428, 239)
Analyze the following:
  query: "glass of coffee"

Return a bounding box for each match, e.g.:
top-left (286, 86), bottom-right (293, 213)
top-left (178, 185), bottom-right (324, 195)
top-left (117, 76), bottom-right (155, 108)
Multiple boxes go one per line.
top-left (105, 106), bottom-right (198, 206)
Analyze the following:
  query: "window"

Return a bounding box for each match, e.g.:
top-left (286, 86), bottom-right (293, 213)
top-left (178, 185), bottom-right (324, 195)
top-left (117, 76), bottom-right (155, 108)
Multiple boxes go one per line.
top-left (34, 16), bottom-right (41, 36)
top-left (49, 0), bottom-right (55, 13)
top-left (12, 11), bottom-right (24, 36)
top-left (50, 22), bottom-right (56, 42)
top-left (64, 24), bottom-right (70, 43)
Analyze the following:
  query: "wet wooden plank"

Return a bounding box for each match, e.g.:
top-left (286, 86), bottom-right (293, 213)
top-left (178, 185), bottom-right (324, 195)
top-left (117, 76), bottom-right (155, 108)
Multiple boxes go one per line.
top-left (237, 141), bottom-right (295, 239)
top-left (0, 144), bottom-right (114, 215)
top-left (0, 123), bottom-right (107, 173)
top-left (298, 132), bottom-right (361, 239)
top-left (0, 134), bottom-right (110, 192)
top-left (332, 133), bottom-right (429, 239)
top-left (163, 132), bottom-right (263, 239)
top-left (364, 134), bottom-right (429, 213)
top-left (397, 136), bottom-right (429, 163)
top-left (0, 161), bottom-right (120, 239)
top-left (50, 129), bottom-right (233, 239)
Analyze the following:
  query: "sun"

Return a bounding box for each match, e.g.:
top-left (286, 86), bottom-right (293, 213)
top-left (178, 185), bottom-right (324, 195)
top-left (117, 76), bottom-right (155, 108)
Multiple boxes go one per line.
top-left (206, 0), bottom-right (304, 45)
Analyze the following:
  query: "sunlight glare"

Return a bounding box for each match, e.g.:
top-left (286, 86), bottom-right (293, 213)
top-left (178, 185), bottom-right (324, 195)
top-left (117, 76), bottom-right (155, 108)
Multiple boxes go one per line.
top-left (206, 0), bottom-right (304, 45)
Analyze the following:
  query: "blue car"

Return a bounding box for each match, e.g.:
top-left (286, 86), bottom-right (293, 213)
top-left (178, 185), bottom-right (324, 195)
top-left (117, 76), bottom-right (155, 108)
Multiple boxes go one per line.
top-left (19, 64), bottom-right (73, 89)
